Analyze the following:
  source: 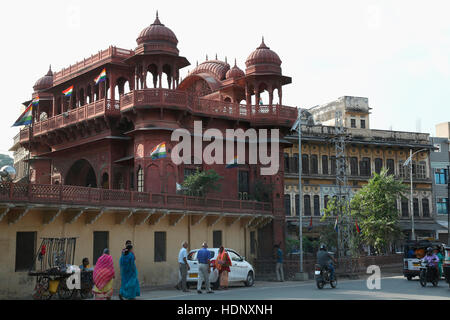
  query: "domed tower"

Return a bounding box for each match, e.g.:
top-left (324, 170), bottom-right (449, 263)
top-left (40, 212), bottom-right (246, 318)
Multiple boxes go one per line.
top-left (31, 66), bottom-right (54, 120)
top-left (129, 12), bottom-right (190, 90)
top-left (244, 38), bottom-right (291, 106)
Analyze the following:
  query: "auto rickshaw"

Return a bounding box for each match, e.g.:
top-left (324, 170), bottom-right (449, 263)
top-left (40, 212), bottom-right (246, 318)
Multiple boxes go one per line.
top-left (443, 246), bottom-right (450, 288)
top-left (402, 240), bottom-right (444, 280)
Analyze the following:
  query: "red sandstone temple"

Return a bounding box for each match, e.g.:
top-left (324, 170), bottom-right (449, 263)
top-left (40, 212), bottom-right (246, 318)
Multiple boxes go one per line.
top-left (10, 13), bottom-right (297, 258)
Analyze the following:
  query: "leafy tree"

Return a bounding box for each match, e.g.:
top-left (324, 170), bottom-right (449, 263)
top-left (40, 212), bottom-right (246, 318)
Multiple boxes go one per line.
top-left (349, 168), bottom-right (407, 253)
top-left (0, 154), bottom-right (13, 168)
top-left (250, 179), bottom-right (274, 202)
top-left (182, 169), bottom-right (223, 197)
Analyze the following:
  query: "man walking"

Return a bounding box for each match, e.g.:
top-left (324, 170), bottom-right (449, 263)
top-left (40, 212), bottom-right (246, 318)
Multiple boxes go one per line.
top-left (178, 241), bottom-right (190, 292)
top-left (196, 242), bottom-right (214, 294)
top-left (274, 244), bottom-right (284, 282)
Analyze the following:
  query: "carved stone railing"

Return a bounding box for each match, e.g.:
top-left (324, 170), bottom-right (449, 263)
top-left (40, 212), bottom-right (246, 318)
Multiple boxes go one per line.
top-left (120, 89), bottom-right (298, 126)
top-left (0, 182), bottom-right (273, 215)
top-left (33, 99), bottom-right (118, 136)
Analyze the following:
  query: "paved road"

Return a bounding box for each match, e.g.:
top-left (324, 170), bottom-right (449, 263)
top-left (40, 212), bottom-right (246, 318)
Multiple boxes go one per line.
top-left (134, 274), bottom-right (450, 300)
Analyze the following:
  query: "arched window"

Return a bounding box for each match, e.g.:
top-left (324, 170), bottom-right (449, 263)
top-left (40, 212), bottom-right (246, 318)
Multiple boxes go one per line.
top-left (401, 198), bottom-right (409, 217)
top-left (322, 155), bottom-right (328, 175)
top-left (350, 157), bottom-right (358, 176)
top-left (284, 194), bottom-right (291, 216)
top-left (304, 195), bottom-right (311, 216)
top-left (137, 166), bottom-right (144, 192)
top-left (295, 194), bottom-right (300, 216)
top-left (422, 198), bottom-right (430, 217)
top-left (324, 195), bottom-right (329, 212)
top-left (413, 198), bottom-right (419, 217)
top-left (314, 195), bottom-right (320, 216)
top-left (375, 158), bottom-right (383, 174)
top-left (302, 155), bottom-right (309, 174)
top-left (310, 155), bottom-right (318, 174)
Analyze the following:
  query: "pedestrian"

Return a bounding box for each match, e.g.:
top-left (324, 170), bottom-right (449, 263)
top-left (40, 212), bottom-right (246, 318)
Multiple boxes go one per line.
top-left (274, 244), bottom-right (284, 282)
top-left (196, 242), bottom-right (214, 294)
top-left (216, 246), bottom-right (232, 290)
top-left (434, 248), bottom-right (444, 278)
top-left (178, 241), bottom-right (190, 292)
top-left (92, 249), bottom-right (115, 300)
top-left (119, 245), bottom-right (140, 300)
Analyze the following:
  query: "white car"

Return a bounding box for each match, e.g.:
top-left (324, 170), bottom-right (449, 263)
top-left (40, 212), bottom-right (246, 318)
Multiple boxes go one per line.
top-left (186, 248), bottom-right (255, 289)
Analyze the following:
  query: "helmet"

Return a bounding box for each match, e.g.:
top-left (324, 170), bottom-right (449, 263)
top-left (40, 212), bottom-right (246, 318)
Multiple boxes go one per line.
top-left (426, 247), bottom-right (433, 255)
top-left (320, 244), bottom-right (327, 251)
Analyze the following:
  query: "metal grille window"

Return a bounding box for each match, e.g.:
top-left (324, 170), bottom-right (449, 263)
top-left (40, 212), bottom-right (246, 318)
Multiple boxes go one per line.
top-left (350, 157), bottom-right (358, 176)
top-left (314, 195), bottom-right (320, 216)
top-left (137, 166), bottom-right (144, 192)
top-left (360, 157), bottom-right (371, 176)
top-left (416, 161), bottom-right (426, 179)
top-left (302, 154), bottom-right (309, 174)
top-left (213, 231), bottom-right (222, 248)
top-left (154, 232), bottom-right (166, 262)
top-left (284, 153), bottom-right (290, 173)
top-left (422, 198), bottom-right (430, 217)
top-left (238, 170), bottom-right (249, 193)
top-left (304, 195), bottom-right (311, 216)
top-left (284, 195), bottom-right (291, 216)
top-left (375, 158), bottom-right (383, 174)
top-left (15, 232), bottom-right (36, 272)
top-left (386, 159), bottom-right (395, 176)
top-left (310, 155), bottom-right (318, 174)
top-left (399, 160), bottom-right (407, 178)
top-left (292, 154), bottom-right (299, 173)
top-left (401, 199), bottom-right (409, 217)
top-left (330, 157), bottom-right (336, 175)
top-left (93, 231), bottom-right (109, 265)
top-left (413, 198), bottom-right (419, 217)
top-left (322, 155), bottom-right (328, 175)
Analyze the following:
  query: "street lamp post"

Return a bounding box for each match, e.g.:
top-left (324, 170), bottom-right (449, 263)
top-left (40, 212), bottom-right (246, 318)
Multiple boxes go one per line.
top-left (291, 109), bottom-right (311, 281)
top-left (404, 148), bottom-right (427, 240)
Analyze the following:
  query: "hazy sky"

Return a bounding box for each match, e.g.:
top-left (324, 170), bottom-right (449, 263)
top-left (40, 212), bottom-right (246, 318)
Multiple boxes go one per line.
top-left (1, 0), bottom-right (449, 155)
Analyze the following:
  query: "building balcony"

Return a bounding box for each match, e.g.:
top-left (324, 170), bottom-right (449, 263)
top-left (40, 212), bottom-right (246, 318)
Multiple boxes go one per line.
top-left (33, 98), bottom-right (119, 137)
top-left (0, 182), bottom-right (272, 216)
top-left (120, 89), bottom-right (297, 127)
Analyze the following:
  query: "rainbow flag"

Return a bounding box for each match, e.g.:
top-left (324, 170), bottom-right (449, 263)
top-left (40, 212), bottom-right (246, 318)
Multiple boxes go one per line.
top-left (32, 96), bottom-right (39, 106)
top-left (226, 155), bottom-right (239, 169)
top-left (63, 85), bottom-right (73, 97)
top-left (12, 103), bottom-right (32, 126)
top-left (95, 68), bottom-right (107, 85)
top-left (355, 219), bottom-right (361, 234)
top-left (150, 142), bottom-right (167, 159)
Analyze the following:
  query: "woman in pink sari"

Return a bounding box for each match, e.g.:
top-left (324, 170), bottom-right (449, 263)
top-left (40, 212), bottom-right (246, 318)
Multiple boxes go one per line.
top-left (93, 248), bottom-right (115, 300)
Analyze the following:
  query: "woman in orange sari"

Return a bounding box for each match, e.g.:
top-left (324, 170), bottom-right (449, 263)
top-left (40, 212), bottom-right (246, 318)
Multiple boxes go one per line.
top-left (216, 246), bottom-right (232, 290)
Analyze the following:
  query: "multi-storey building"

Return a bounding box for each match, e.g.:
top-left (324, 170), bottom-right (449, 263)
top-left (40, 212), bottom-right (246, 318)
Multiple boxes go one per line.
top-left (1, 14), bottom-right (297, 297)
top-left (283, 96), bottom-right (439, 245)
top-left (430, 122), bottom-right (450, 243)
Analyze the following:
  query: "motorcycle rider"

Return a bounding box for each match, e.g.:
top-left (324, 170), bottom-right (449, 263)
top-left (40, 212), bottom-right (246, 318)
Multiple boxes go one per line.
top-left (422, 247), bottom-right (439, 279)
top-left (317, 244), bottom-right (337, 281)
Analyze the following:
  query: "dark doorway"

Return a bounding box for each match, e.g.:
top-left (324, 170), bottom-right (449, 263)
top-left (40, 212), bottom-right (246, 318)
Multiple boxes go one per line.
top-left (65, 159), bottom-right (97, 187)
top-left (93, 231), bottom-right (109, 265)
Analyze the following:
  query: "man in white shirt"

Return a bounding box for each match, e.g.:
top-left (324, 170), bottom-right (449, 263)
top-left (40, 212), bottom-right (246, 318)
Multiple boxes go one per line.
top-left (178, 241), bottom-right (190, 292)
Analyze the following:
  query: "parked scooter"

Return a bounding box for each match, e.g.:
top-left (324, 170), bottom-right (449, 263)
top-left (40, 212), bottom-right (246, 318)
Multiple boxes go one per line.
top-left (315, 264), bottom-right (337, 289)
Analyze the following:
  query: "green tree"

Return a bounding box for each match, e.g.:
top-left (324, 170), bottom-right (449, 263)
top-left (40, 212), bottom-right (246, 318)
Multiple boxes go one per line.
top-left (182, 169), bottom-right (223, 197)
top-left (0, 154), bottom-right (13, 168)
top-left (350, 168), bottom-right (407, 253)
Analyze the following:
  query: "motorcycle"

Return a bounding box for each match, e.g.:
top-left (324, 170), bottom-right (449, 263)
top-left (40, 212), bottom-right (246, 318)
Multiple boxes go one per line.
top-left (315, 264), bottom-right (337, 289)
top-left (419, 259), bottom-right (439, 287)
